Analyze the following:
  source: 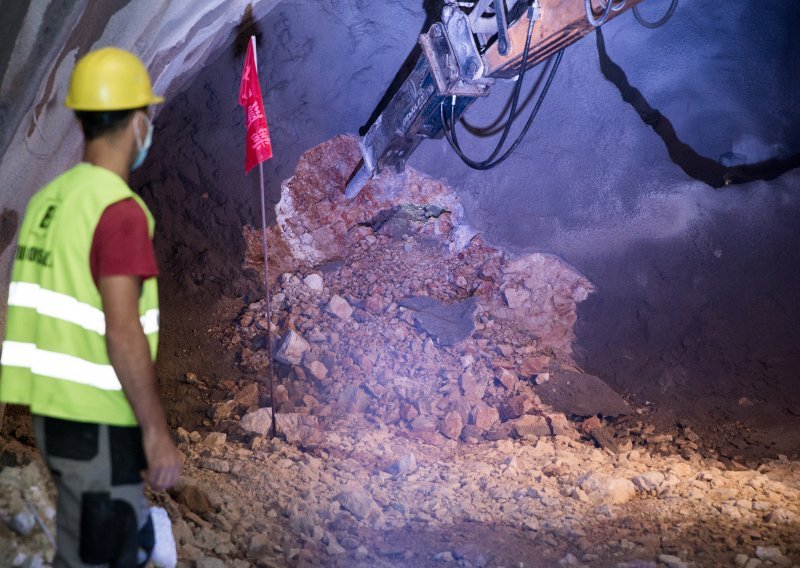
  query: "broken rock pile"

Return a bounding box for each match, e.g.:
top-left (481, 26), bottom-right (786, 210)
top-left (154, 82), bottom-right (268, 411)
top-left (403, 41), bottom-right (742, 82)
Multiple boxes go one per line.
top-left (229, 135), bottom-right (599, 446)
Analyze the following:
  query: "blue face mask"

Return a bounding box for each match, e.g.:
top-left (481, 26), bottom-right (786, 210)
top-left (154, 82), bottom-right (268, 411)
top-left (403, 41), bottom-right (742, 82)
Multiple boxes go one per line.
top-left (131, 113), bottom-right (153, 171)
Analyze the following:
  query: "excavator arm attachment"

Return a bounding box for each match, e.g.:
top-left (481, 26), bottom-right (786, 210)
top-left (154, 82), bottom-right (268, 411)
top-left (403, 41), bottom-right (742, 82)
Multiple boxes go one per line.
top-left (346, 0), bottom-right (645, 198)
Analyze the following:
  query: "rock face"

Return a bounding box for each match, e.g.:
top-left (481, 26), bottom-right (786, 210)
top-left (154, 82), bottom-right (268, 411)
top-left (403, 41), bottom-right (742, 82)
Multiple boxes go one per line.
top-left (271, 135), bottom-right (464, 266)
top-left (0, 1), bottom-right (286, 296)
top-left (231, 138), bottom-right (603, 450)
top-left (243, 135), bottom-right (593, 357)
top-left (492, 254), bottom-right (593, 357)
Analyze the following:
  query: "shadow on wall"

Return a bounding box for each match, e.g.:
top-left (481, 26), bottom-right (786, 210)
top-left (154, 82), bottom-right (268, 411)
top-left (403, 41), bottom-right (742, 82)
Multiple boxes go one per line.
top-left (0, 210), bottom-right (18, 257)
top-left (596, 27), bottom-right (800, 188)
top-left (231, 4), bottom-right (264, 60)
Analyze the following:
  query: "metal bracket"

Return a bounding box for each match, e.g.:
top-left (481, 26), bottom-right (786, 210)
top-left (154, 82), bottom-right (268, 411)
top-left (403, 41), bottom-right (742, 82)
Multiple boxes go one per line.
top-left (420, 6), bottom-right (493, 97)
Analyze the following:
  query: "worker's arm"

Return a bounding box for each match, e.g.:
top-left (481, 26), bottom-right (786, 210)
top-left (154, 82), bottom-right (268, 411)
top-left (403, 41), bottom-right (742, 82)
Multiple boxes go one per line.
top-left (99, 274), bottom-right (181, 491)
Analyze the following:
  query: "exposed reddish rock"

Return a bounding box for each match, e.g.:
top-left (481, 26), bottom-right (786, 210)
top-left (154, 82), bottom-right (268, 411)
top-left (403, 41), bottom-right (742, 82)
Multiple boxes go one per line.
top-left (441, 410), bottom-right (464, 440)
top-left (400, 403), bottom-right (419, 422)
top-left (171, 481), bottom-right (213, 516)
top-left (275, 413), bottom-right (321, 446)
top-left (546, 413), bottom-right (580, 440)
top-left (275, 330), bottom-right (310, 365)
top-left (580, 415), bottom-right (603, 434)
top-left (410, 415), bottom-right (438, 433)
top-left (471, 401), bottom-right (500, 432)
top-left (499, 395), bottom-right (538, 422)
top-left (520, 355), bottom-right (552, 377)
top-left (497, 367), bottom-right (519, 391)
top-left (491, 254), bottom-right (594, 358)
top-left (326, 294), bottom-right (353, 320)
top-left (233, 383), bottom-right (260, 408)
top-left (231, 135), bottom-right (599, 446)
top-left (460, 372), bottom-right (487, 403)
top-left (513, 415), bottom-right (551, 439)
top-left (239, 407), bottom-right (274, 436)
top-left (304, 360), bottom-right (328, 381)
top-left (364, 294), bottom-right (386, 314)
top-left (267, 135), bottom-right (464, 266)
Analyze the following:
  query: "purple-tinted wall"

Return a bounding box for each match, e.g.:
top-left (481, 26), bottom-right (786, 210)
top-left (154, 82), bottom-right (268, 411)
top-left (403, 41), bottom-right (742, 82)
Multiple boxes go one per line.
top-left (139, 0), bottom-right (800, 420)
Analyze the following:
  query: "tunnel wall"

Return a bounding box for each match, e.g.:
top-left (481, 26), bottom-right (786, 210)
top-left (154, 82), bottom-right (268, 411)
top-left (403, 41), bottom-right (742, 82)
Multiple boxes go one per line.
top-left (144, 0), bottom-right (800, 411)
top-left (150, 0), bottom-right (800, 414)
top-left (0, 0), bottom-right (282, 327)
top-left (0, 0), bottom-right (798, 414)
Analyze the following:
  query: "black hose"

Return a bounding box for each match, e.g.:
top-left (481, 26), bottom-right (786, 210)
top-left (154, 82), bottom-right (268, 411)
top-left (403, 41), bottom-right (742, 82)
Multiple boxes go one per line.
top-left (455, 5), bottom-right (538, 167)
top-left (441, 48), bottom-right (564, 171)
top-left (585, 0), bottom-right (619, 27)
top-left (633, 0), bottom-right (678, 29)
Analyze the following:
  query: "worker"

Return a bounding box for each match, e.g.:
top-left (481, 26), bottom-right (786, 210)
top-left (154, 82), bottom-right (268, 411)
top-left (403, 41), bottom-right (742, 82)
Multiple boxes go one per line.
top-left (0, 47), bottom-right (181, 567)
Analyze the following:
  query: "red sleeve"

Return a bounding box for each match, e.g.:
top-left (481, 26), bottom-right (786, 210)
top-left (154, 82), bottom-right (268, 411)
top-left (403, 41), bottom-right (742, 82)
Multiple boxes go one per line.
top-left (90, 198), bottom-right (158, 285)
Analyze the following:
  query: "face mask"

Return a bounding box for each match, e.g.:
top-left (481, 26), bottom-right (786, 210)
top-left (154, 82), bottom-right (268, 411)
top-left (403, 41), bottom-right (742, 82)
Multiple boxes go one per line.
top-left (131, 113), bottom-right (153, 171)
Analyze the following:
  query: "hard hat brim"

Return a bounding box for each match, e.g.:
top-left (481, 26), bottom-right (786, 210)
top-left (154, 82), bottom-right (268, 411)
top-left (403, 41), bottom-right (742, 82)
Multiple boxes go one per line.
top-left (65, 94), bottom-right (165, 111)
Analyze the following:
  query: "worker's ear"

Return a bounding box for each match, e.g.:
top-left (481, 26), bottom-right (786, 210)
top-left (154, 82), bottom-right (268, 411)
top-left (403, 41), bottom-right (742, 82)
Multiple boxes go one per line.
top-left (130, 109), bottom-right (154, 170)
top-left (129, 109), bottom-right (146, 134)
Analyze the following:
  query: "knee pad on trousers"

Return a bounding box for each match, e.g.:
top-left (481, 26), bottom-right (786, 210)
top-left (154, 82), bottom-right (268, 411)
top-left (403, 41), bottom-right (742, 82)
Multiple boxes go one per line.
top-left (80, 492), bottom-right (139, 567)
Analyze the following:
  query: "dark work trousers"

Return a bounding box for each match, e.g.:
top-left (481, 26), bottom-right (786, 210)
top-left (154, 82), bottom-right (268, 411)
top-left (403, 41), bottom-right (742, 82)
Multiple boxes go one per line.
top-left (32, 415), bottom-right (153, 568)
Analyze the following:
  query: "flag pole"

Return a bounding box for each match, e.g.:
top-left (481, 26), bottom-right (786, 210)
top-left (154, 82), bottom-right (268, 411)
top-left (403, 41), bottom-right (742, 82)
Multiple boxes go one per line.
top-left (252, 35), bottom-right (277, 440)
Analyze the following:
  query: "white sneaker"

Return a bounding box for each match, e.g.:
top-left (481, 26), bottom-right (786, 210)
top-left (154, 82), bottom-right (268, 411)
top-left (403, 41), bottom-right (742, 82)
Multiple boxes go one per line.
top-left (149, 506), bottom-right (177, 568)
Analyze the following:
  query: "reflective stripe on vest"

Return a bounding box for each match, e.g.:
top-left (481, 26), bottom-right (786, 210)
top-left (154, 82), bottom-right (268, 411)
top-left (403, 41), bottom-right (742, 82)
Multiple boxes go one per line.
top-left (7, 281), bottom-right (160, 336)
top-left (1, 340), bottom-right (122, 391)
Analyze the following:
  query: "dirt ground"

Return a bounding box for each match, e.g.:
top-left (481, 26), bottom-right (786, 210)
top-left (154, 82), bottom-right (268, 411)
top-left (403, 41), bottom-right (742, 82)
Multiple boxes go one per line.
top-left (4, 276), bottom-right (799, 567)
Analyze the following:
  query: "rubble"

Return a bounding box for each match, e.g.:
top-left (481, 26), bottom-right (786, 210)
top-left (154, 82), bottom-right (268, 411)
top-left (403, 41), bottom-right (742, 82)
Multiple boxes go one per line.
top-left (578, 473), bottom-right (637, 505)
top-left (231, 136), bottom-right (603, 452)
top-left (303, 273), bottom-right (324, 292)
top-left (325, 295), bottom-right (353, 320)
top-left (239, 407), bottom-right (274, 436)
top-left (4, 416), bottom-right (800, 567)
top-left (0, 461), bottom-right (55, 565)
top-left (397, 296), bottom-right (477, 346)
top-left (274, 330), bottom-right (310, 366)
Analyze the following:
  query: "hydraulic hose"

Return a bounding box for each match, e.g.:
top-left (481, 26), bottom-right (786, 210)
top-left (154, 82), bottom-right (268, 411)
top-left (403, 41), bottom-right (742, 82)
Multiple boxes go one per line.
top-left (440, 4), bottom-right (538, 168)
top-left (441, 48), bottom-right (564, 171)
top-left (585, 0), bottom-right (624, 27)
top-left (597, 0), bottom-right (627, 12)
top-left (633, 0), bottom-right (678, 28)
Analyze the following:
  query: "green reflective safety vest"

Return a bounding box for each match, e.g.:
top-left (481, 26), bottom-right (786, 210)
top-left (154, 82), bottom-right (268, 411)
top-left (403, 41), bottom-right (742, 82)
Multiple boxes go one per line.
top-left (0, 163), bottom-right (159, 426)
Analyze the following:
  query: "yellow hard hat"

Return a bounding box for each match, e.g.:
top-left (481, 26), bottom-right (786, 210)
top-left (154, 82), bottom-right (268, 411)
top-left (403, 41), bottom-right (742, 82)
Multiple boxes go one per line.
top-left (65, 47), bottom-right (164, 111)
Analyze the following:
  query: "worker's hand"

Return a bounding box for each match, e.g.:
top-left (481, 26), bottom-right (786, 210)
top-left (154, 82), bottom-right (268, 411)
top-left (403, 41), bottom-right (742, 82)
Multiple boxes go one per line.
top-left (142, 429), bottom-right (182, 491)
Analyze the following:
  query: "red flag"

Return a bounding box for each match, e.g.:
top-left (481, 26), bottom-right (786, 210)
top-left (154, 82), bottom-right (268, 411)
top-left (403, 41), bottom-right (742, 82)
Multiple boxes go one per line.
top-left (239, 38), bottom-right (273, 173)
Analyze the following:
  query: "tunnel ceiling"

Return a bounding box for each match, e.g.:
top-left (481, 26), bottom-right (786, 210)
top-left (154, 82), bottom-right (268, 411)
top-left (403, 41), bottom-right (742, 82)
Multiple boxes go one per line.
top-left (1, 0), bottom-right (799, 427)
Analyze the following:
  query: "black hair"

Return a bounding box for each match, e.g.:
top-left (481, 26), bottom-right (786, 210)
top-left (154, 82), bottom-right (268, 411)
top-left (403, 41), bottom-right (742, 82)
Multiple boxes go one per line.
top-left (74, 107), bottom-right (145, 141)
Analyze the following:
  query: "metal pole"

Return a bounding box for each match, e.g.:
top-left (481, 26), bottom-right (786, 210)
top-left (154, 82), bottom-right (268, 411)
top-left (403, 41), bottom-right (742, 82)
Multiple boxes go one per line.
top-left (258, 161), bottom-right (277, 440)
top-left (252, 35), bottom-right (277, 439)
